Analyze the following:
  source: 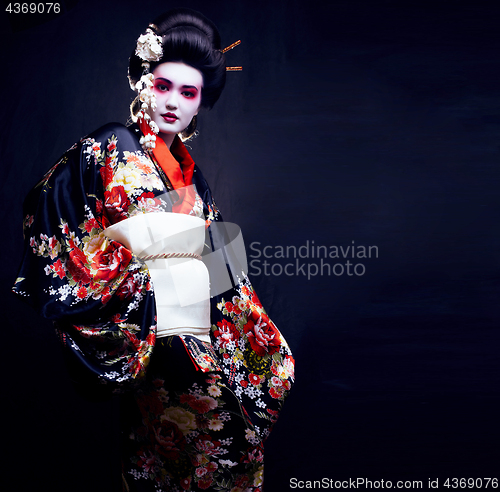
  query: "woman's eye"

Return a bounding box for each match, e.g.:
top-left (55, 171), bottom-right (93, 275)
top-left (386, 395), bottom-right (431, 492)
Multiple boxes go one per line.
top-left (156, 84), bottom-right (168, 92)
top-left (182, 91), bottom-right (196, 98)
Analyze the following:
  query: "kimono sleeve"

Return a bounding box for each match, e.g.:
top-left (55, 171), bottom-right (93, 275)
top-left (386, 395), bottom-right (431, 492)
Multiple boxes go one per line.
top-left (12, 127), bottom-right (156, 389)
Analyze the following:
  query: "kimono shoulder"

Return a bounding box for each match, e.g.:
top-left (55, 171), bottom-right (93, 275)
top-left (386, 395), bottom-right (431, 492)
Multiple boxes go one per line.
top-left (87, 122), bottom-right (141, 150)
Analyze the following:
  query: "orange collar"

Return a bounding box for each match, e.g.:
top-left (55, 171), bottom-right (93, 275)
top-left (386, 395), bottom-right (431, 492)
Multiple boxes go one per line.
top-left (138, 118), bottom-right (197, 214)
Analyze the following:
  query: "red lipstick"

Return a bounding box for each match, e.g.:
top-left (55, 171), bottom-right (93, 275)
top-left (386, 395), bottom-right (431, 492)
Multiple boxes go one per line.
top-left (162, 112), bottom-right (178, 123)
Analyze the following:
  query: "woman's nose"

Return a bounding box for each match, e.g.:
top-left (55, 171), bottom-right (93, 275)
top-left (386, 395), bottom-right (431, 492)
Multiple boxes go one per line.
top-left (166, 91), bottom-right (178, 109)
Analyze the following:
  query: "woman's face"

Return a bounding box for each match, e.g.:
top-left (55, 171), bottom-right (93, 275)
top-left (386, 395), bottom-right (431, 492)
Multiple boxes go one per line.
top-left (149, 62), bottom-right (203, 143)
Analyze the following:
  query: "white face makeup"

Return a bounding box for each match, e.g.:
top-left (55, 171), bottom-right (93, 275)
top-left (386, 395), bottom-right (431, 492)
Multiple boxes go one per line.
top-left (149, 62), bottom-right (203, 147)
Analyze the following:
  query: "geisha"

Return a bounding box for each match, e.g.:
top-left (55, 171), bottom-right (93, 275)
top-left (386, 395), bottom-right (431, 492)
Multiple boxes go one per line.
top-left (13, 8), bottom-right (294, 492)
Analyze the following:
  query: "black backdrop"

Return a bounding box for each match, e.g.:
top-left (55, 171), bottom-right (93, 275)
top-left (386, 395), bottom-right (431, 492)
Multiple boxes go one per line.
top-left (2, 0), bottom-right (499, 490)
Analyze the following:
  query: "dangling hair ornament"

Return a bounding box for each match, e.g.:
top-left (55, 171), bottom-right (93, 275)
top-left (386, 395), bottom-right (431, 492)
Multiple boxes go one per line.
top-left (131, 27), bottom-right (163, 151)
top-left (222, 40), bottom-right (243, 71)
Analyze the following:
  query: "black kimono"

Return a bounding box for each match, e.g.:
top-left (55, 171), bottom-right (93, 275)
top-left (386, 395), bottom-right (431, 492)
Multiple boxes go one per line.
top-left (13, 123), bottom-right (294, 491)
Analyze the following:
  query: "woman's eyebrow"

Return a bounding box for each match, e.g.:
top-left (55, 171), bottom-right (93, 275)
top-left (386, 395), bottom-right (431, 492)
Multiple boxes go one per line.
top-left (155, 78), bottom-right (200, 90)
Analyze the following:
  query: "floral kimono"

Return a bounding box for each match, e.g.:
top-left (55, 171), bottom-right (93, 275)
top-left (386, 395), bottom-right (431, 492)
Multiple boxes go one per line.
top-left (13, 123), bottom-right (294, 491)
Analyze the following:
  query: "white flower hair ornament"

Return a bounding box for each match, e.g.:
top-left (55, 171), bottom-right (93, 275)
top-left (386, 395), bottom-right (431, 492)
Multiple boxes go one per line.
top-left (131, 27), bottom-right (163, 150)
top-left (139, 132), bottom-right (157, 150)
top-left (135, 28), bottom-right (163, 63)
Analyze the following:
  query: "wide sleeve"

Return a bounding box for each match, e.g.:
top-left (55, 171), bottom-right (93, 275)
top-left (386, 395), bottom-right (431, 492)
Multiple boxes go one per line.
top-left (13, 124), bottom-right (156, 389)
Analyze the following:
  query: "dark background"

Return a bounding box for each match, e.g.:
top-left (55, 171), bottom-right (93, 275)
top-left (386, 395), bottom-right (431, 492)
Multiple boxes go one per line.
top-left (2, 0), bottom-right (499, 490)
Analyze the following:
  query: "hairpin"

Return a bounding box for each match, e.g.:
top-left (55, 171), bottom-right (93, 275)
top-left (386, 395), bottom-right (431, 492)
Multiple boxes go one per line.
top-left (222, 40), bottom-right (241, 53)
top-left (223, 40), bottom-right (242, 71)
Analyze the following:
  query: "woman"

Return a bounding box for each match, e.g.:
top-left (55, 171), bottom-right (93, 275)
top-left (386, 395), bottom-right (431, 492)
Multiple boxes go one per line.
top-left (13, 8), bottom-right (294, 492)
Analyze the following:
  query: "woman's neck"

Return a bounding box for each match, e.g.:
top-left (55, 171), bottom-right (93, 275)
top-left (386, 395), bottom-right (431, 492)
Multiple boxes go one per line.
top-left (158, 132), bottom-right (175, 149)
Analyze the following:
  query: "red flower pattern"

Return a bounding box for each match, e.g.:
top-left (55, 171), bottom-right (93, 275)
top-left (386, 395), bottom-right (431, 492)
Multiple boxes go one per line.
top-left (116, 272), bottom-right (140, 300)
top-left (76, 285), bottom-right (88, 298)
top-left (91, 241), bottom-right (132, 282)
top-left (180, 477), bottom-right (191, 490)
top-left (99, 165), bottom-right (113, 189)
top-left (197, 474), bottom-right (214, 489)
top-left (153, 420), bottom-right (185, 460)
top-left (243, 309), bottom-right (281, 357)
top-left (249, 373), bottom-right (264, 386)
top-left (137, 449), bottom-right (157, 473)
top-left (180, 394), bottom-right (218, 414)
top-left (269, 386), bottom-right (285, 399)
top-left (104, 185), bottom-right (130, 223)
top-left (84, 218), bottom-right (99, 232)
top-left (213, 319), bottom-right (239, 348)
top-left (195, 435), bottom-right (222, 456)
top-left (52, 259), bottom-right (66, 279)
top-left (67, 246), bottom-right (91, 285)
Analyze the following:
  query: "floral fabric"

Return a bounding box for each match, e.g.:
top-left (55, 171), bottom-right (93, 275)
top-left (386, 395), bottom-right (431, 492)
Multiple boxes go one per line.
top-left (13, 123), bottom-right (294, 491)
top-left (121, 336), bottom-right (266, 491)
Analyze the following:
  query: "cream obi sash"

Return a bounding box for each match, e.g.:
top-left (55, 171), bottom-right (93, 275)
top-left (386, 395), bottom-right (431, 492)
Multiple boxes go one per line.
top-left (104, 212), bottom-right (210, 343)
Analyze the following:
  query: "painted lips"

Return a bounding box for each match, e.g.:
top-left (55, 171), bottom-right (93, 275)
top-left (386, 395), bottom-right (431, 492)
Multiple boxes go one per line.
top-left (162, 113), bottom-right (178, 123)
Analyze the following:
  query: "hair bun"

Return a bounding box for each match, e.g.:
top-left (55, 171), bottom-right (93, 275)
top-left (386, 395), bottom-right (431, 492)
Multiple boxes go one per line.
top-left (152, 8), bottom-right (222, 50)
